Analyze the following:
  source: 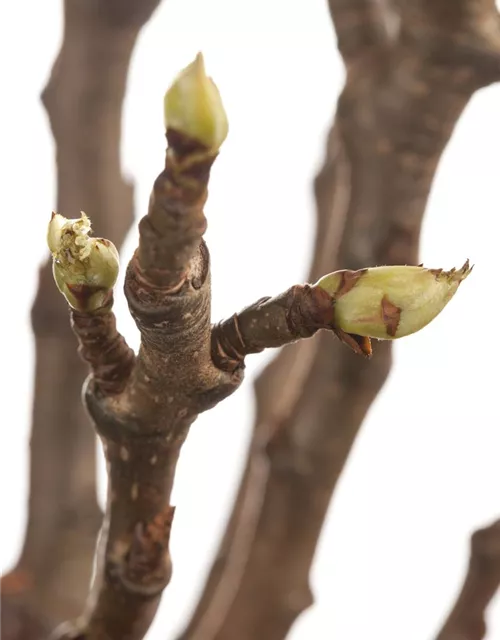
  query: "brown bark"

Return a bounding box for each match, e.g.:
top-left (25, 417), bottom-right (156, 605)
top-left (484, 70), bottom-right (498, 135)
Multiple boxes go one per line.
top-left (53, 133), bottom-right (243, 640)
top-left (1, 0), bottom-right (161, 637)
top-left (71, 305), bottom-right (136, 396)
top-left (437, 519), bottom-right (500, 640)
top-left (211, 283), bottom-right (371, 373)
top-left (179, 2), bottom-right (500, 639)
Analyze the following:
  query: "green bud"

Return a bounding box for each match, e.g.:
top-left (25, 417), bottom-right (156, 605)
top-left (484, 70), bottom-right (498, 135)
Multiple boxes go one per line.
top-left (47, 211), bottom-right (119, 312)
top-left (315, 261), bottom-right (472, 341)
top-left (164, 52), bottom-right (228, 152)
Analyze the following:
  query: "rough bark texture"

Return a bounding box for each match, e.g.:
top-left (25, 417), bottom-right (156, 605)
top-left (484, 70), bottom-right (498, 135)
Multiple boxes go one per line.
top-left (52, 134), bottom-right (243, 640)
top-left (0, 0), bottom-right (161, 637)
top-left (211, 283), bottom-right (371, 373)
top-left (179, 2), bottom-right (500, 639)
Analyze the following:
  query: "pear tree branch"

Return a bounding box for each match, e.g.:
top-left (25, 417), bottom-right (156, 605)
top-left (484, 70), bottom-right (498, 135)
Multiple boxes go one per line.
top-left (45, 50), bottom-right (474, 640)
top-left (49, 56), bottom-right (241, 640)
top-left (211, 263), bottom-right (471, 370)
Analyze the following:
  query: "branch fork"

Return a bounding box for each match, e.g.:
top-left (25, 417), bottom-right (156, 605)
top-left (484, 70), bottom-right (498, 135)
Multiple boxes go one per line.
top-left (46, 45), bottom-right (484, 640)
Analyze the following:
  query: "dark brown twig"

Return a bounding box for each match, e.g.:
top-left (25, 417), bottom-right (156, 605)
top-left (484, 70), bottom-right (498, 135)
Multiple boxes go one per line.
top-left (53, 131), bottom-right (242, 640)
top-left (137, 133), bottom-right (215, 289)
top-left (211, 286), bottom-right (333, 371)
top-left (211, 282), bottom-right (374, 375)
top-left (71, 305), bottom-right (135, 396)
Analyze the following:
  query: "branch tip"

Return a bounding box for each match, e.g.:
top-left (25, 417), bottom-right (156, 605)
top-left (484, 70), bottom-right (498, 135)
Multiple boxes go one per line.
top-left (47, 212), bottom-right (119, 312)
top-left (315, 261), bottom-right (472, 341)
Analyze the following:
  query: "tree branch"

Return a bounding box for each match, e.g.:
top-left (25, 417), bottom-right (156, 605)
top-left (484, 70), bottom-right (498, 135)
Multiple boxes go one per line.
top-left (210, 260), bottom-right (471, 372)
top-left (179, 1), bottom-right (500, 639)
top-left (326, 0), bottom-right (391, 63)
top-left (1, 0), bottom-right (161, 637)
top-left (52, 122), bottom-right (242, 639)
top-left (137, 134), bottom-right (214, 289)
top-left (436, 519), bottom-right (500, 640)
top-left (211, 284), bottom-right (361, 371)
top-left (71, 305), bottom-right (135, 396)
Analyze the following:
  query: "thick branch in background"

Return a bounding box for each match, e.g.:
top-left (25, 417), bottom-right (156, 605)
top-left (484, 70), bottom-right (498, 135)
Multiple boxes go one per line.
top-left (0, 1), bottom-right (161, 638)
top-left (179, 1), bottom-right (500, 639)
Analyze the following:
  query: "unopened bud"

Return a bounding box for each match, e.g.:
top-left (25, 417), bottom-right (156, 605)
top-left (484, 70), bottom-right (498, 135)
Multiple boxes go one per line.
top-left (47, 212), bottom-right (119, 313)
top-left (164, 52), bottom-right (228, 152)
top-left (315, 261), bottom-right (472, 341)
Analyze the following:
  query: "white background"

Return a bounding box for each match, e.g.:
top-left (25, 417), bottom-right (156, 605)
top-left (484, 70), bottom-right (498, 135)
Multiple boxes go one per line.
top-left (1, 1), bottom-right (500, 638)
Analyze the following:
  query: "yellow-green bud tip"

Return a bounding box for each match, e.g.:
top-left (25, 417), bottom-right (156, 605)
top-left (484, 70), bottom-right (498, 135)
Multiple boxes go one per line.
top-left (315, 261), bottom-right (472, 341)
top-left (163, 52), bottom-right (228, 152)
top-left (47, 212), bottom-right (119, 312)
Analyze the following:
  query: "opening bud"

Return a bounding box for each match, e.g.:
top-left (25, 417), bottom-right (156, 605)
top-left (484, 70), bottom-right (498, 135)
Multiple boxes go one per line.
top-left (47, 212), bottom-right (119, 313)
top-left (164, 52), bottom-right (228, 152)
top-left (315, 261), bottom-right (472, 344)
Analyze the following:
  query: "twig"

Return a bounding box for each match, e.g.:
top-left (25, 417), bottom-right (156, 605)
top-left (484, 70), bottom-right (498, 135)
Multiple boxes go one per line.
top-left (71, 304), bottom-right (135, 396)
top-left (179, 1), bottom-right (500, 639)
top-left (211, 261), bottom-right (470, 370)
top-left (211, 285), bottom-right (358, 370)
top-left (52, 125), bottom-right (242, 639)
